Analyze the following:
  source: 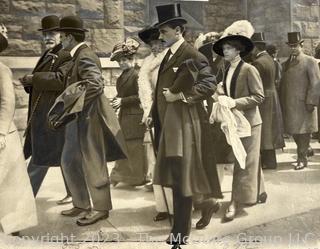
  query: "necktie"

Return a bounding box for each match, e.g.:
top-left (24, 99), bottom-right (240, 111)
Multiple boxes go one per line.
top-left (159, 49), bottom-right (172, 73)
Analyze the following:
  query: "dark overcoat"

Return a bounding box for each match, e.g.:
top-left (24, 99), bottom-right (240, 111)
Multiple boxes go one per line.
top-left (280, 53), bottom-right (320, 134)
top-left (37, 44), bottom-right (128, 188)
top-left (23, 43), bottom-right (71, 166)
top-left (152, 41), bottom-right (222, 198)
top-left (116, 68), bottom-right (145, 140)
top-left (252, 51), bottom-right (285, 150)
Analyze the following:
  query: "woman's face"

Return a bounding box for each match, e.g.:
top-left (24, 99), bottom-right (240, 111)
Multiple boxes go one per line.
top-left (149, 40), bottom-right (165, 55)
top-left (222, 43), bottom-right (240, 62)
top-left (118, 56), bottom-right (135, 70)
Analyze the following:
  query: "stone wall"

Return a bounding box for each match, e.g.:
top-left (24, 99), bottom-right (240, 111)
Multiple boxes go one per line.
top-left (0, 0), bottom-right (125, 56)
top-left (291, 0), bottom-right (320, 55)
top-left (247, 0), bottom-right (292, 56)
top-left (204, 0), bottom-right (246, 33)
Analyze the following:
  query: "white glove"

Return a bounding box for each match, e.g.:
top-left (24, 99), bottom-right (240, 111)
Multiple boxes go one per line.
top-left (218, 95), bottom-right (236, 108)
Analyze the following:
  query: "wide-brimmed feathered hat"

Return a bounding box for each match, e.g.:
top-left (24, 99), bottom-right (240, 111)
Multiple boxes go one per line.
top-left (38, 15), bottom-right (60, 32)
top-left (110, 37), bottom-right (141, 61)
top-left (55, 16), bottom-right (88, 32)
top-left (194, 32), bottom-right (221, 58)
top-left (154, 4), bottom-right (187, 27)
top-left (212, 20), bottom-right (255, 57)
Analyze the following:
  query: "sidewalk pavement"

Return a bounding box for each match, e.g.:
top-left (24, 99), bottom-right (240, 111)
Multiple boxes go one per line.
top-left (1, 138), bottom-right (320, 249)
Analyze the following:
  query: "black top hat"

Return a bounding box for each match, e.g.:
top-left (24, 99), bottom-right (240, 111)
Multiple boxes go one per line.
top-left (138, 26), bottom-right (160, 44)
top-left (38, 15), bottom-right (60, 32)
top-left (286, 32), bottom-right (304, 45)
top-left (212, 35), bottom-right (254, 57)
top-left (154, 4), bottom-right (187, 27)
top-left (251, 32), bottom-right (266, 43)
top-left (55, 16), bottom-right (88, 33)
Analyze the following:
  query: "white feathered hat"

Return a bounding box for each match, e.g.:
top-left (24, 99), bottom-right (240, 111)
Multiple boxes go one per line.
top-left (212, 20), bottom-right (255, 57)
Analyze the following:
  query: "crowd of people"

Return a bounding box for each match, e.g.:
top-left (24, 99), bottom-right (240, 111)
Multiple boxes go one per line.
top-left (0, 3), bottom-right (320, 249)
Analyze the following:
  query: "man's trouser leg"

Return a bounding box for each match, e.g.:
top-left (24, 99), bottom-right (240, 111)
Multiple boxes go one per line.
top-left (61, 168), bottom-right (72, 196)
top-left (261, 149), bottom-right (277, 169)
top-left (27, 162), bottom-right (48, 196)
top-left (169, 157), bottom-right (192, 244)
top-left (78, 117), bottom-right (112, 211)
top-left (292, 133), bottom-right (311, 163)
top-left (61, 121), bottom-right (90, 210)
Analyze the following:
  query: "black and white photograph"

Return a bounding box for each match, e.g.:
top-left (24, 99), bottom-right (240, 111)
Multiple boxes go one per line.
top-left (0, 0), bottom-right (320, 249)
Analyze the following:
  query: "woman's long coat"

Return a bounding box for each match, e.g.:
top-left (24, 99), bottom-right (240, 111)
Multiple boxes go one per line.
top-left (0, 62), bottom-right (37, 234)
top-left (280, 52), bottom-right (320, 134)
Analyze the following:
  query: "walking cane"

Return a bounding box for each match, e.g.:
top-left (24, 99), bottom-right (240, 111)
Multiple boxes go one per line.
top-left (148, 125), bottom-right (173, 227)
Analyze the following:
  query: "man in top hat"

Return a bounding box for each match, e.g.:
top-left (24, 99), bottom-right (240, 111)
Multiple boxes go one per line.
top-left (151, 3), bottom-right (222, 246)
top-left (280, 32), bottom-right (320, 170)
top-left (20, 15), bottom-right (72, 204)
top-left (35, 15), bottom-right (128, 226)
top-left (251, 32), bottom-right (285, 169)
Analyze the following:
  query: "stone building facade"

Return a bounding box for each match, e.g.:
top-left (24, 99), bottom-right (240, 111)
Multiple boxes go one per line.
top-left (0, 0), bottom-right (319, 137)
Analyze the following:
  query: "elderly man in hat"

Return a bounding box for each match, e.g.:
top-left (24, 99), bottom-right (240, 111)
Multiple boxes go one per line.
top-left (151, 4), bottom-right (222, 246)
top-left (36, 15), bottom-right (127, 226)
top-left (280, 32), bottom-right (320, 170)
top-left (20, 15), bottom-right (72, 204)
top-left (251, 32), bottom-right (285, 169)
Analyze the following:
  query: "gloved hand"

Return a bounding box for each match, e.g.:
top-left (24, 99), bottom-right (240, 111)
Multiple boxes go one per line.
top-left (306, 104), bottom-right (315, 113)
top-left (218, 95), bottom-right (236, 109)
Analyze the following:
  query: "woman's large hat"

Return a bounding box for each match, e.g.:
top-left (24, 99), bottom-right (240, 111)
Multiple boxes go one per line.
top-left (110, 42), bottom-right (125, 62)
top-left (194, 32), bottom-right (221, 57)
top-left (110, 37), bottom-right (141, 61)
top-left (212, 20), bottom-right (255, 57)
top-left (154, 3), bottom-right (187, 27)
top-left (286, 32), bottom-right (304, 45)
top-left (138, 26), bottom-right (160, 44)
top-left (55, 16), bottom-right (88, 32)
top-left (38, 15), bottom-right (60, 32)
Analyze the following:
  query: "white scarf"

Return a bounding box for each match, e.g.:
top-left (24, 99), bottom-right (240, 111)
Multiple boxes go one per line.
top-left (137, 50), bottom-right (167, 122)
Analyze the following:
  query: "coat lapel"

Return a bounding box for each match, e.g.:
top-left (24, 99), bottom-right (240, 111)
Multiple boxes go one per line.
top-left (117, 68), bottom-right (135, 91)
top-left (223, 65), bottom-right (230, 96)
top-left (230, 60), bottom-right (244, 98)
top-left (161, 42), bottom-right (187, 73)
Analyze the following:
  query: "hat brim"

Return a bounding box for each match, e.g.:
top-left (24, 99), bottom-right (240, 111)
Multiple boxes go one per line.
top-left (154, 17), bottom-right (187, 28)
top-left (198, 42), bottom-right (213, 59)
top-left (286, 40), bottom-right (304, 45)
top-left (212, 35), bottom-right (254, 57)
top-left (110, 52), bottom-right (126, 62)
top-left (54, 27), bottom-right (89, 32)
top-left (38, 27), bottom-right (60, 32)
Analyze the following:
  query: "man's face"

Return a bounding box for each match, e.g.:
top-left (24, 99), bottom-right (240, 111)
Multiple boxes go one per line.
top-left (43, 31), bottom-right (60, 49)
top-left (289, 43), bottom-right (302, 56)
top-left (60, 32), bottom-right (72, 50)
top-left (222, 44), bottom-right (240, 62)
top-left (159, 25), bottom-right (179, 47)
top-left (149, 40), bottom-right (165, 55)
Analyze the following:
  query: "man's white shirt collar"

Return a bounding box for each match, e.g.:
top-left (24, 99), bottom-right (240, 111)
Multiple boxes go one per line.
top-left (169, 38), bottom-right (185, 55)
top-left (70, 42), bottom-right (86, 57)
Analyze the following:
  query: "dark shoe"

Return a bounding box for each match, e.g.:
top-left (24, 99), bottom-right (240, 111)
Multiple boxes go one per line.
top-left (61, 207), bottom-right (90, 217)
top-left (196, 202), bottom-right (221, 229)
top-left (223, 204), bottom-right (237, 222)
top-left (258, 192), bottom-right (268, 203)
top-left (11, 232), bottom-right (20, 237)
top-left (153, 212), bottom-right (169, 222)
top-left (307, 147), bottom-right (314, 157)
top-left (56, 195), bottom-right (72, 205)
top-left (144, 182), bottom-right (153, 191)
top-left (76, 210), bottom-right (109, 226)
top-left (294, 160), bottom-right (307, 170)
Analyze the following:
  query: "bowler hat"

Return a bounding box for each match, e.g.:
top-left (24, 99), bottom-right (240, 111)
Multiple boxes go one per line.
top-left (286, 32), bottom-right (304, 45)
top-left (154, 4), bottom-right (187, 27)
top-left (138, 26), bottom-right (160, 44)
top-left (38, 15), bottom-right (60, 32)
top-left (55, 16), bottom-right (88, 33)
top-left (251, 32), bottom-right (266, 44)
top-left (212, 35), bottom-right (254, 57)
